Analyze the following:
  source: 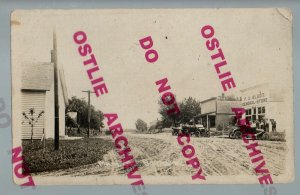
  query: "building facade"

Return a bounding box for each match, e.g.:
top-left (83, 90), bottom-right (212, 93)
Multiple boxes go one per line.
top-left (197, 83), bottom-right (285, 132)
top-left (197, 97), bottom-right (241, 130)
top-left (240, 83), bottom-right (285, 132)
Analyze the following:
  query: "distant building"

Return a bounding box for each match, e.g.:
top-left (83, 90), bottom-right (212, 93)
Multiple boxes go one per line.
top-left (197, 97), bottom-right (241, 130)
top-left (21, 62), bottom-right (68, 139)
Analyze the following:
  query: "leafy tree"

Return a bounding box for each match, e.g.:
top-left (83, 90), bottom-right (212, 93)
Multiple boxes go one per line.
top-left (158, 100), bottom-right (179, 128)
top-left (158, 97), bottom-right (201, 128)
top-left (66, 97), bottom-right (87, 127)
top-left (135, 119), bottom-right (148, 132)
top-left (179, 97), bottom-right (201, 124)
top-left (90, 110), bottom-right (104, 129)
top-left (65, 114), bottom-right (77, 128)
top-left (66, 96), bottom-right (104, 129)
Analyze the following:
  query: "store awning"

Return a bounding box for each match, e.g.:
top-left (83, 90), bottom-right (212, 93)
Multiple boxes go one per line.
top-left (194, 112), bottom-right (216, 118)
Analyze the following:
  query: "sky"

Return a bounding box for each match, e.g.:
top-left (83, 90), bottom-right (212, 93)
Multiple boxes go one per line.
top-left (11, 9), bottom-right (292, 129)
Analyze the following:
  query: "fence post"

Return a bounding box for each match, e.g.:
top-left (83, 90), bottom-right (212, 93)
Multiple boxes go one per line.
top-left (43, 128), bottom-right (46, 153)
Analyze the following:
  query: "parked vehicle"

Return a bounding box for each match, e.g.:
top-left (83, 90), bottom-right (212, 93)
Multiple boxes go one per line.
top-left (172, 122), bottom-right (210, 137)
top-left (171, 126), bottom-right (180, 136)
top-left (229, 124), bottom-right (269, 140)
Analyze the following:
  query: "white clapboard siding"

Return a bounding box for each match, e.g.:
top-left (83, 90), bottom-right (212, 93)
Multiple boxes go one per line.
top-left (21, 91), bottom-right (46, 140)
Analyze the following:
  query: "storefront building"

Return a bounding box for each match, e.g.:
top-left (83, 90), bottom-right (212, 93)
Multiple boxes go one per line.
top-left (197, 97), bottom-right (241, 130)
top-left (240, 83), bottom-right (285, 132)
top-left (196, 83), bottom-right (285, 132)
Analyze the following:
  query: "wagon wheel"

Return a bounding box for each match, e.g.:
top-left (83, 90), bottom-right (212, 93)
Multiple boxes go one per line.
top-left (195, 131), bottom-right (200, 137)
top-left (229, 132), bottom-right (235, 139)
top-left (234, 131), bottom-right (242, 139)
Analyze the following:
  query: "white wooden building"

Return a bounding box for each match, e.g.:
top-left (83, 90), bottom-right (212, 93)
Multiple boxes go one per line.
top-left (21, 62), bottom-right (68, 139)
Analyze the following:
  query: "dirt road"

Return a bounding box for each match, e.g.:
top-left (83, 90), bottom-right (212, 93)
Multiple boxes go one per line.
top-left (36, 132), bottom-right (286, 179)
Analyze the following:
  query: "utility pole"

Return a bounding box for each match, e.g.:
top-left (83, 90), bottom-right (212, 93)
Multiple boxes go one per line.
top-left (82, 90), bottom-right (95, 138)
top-left (52, 30), bottom-right (60, 150)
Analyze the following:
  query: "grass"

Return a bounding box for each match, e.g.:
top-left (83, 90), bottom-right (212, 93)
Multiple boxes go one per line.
top-left (22, 138), bottom-right (114, 173)
top-left (67, 127), bottom-right (101, 137)
top-left (268, 131), bottom-right (286, 142)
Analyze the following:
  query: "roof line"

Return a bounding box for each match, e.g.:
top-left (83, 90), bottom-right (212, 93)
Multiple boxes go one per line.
top-left (200, 97), bottom-right (217, 103)
top-left (21, 89), bottom-right (50, 92)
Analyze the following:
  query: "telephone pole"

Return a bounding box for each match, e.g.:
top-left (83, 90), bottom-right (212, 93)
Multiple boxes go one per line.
top-left (82, 90), bottom-right (95, 138)
top-left (52, 30), bottom-right (60, 150)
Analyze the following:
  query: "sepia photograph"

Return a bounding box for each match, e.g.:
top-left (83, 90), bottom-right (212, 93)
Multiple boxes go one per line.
top-left (11, 9), bottom-right (294, 185)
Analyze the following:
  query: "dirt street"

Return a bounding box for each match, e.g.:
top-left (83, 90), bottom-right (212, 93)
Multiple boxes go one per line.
top-left (36, 132), bottom-right (286, 179)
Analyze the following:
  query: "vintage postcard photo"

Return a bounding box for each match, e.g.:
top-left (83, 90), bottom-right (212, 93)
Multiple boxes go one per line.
top-left (11, 9), bottom-right (294, 186)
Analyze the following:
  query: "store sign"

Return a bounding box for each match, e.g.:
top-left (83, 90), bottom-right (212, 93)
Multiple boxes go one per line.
top-left (242, 91), bottom-right (267, 106)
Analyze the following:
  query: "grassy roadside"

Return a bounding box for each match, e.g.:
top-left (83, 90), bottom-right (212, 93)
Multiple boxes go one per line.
top-left (22, 138), bottom-right (114, 173)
